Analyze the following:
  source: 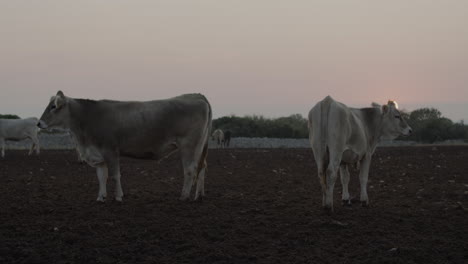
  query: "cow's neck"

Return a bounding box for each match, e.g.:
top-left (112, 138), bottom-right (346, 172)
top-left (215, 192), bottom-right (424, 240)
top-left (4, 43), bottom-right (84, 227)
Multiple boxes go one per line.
top-left (358, 108), bottom-right (384, 152)
top-left (67, 98), bottom-right (100, 146)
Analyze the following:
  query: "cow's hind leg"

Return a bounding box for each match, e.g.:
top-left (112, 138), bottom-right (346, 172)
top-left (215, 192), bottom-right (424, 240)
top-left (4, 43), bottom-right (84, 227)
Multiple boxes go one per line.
top-left (317, 164), bottom-right (327, 208)
top-left (28, 143), bottom-right (34, 155)
top-left (180, 160), bottom-right (197, 201)
top-left (33, 135), bottom-right (40, 155)
top-left (179, 141), bottom-right (205, 201)
top-left (194, 160), bottom-right (207, 201)
top-left (1, 138), bottom-right (5, 158)
top-left (96, 164), bottom-right (108, 202)
top-left (27, 135), bottom-right (40, 155)
top-left (324, 156), bottom-right (340, 212)
top-left (340, 164), bottom-right (352, 206)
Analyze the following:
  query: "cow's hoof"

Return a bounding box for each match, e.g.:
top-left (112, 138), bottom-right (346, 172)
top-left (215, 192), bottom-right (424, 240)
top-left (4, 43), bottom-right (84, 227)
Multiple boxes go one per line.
top-left (342, 200), bottom-right (352, 207)
top-left (179, 196), bottom-right (189, 201)
top-left (115, 197), bottom-right (123, 202)
top-left (96, 197), bottom-right (105, 202)
top-left (322, 206), bottom-right (334, 215)
top-left (194, 196), bottom-right (204, 202)
top-left (361, 201), bottom-right (369, 207)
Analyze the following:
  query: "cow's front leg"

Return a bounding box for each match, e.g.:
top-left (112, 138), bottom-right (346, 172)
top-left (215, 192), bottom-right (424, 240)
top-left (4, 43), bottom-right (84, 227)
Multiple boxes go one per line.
top-left (96, 164), bottom-right (108, 202)
top-left (107, 159), bottom-right (124, 202)
top-left (34, 136), bottom-right (40, 155)
top-left (358, 155), bottom-right (372, 207)
top-left (340, 164), bottom-right (352, 206)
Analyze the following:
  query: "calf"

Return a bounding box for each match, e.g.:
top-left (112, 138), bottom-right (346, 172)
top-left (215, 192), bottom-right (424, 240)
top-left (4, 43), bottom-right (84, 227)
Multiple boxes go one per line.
top-left (0, 117), bottom-right (40, 157)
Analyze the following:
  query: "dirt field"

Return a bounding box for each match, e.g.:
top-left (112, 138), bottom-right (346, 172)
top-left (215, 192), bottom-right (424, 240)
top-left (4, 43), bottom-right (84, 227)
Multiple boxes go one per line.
top-left (1, 147), bottom-right (467, 264)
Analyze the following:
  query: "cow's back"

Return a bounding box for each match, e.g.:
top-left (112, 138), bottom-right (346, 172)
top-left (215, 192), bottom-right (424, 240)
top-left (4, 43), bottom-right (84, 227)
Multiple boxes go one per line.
top-left (69, 94), bottom-right (211, 157)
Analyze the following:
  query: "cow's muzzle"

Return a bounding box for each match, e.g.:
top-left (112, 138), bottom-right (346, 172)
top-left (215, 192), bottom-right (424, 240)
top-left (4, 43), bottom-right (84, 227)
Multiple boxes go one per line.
top-left (402, 127), bottom-right (412, 136)
top-left (37, 120), bottom-right (48, 129)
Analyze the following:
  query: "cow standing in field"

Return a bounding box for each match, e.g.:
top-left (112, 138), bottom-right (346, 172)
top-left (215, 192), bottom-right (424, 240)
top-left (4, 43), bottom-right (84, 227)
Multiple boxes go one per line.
top-left (308, 96), bottom-right (412, 212)
top-left (38, 91), bottom-right (212, 202)
top-left (223, 130), bottom-right (232, 148)
top-left (211, 129), bottom-right (224, 148)
top-left (0, 117), bottom-right (40, 157)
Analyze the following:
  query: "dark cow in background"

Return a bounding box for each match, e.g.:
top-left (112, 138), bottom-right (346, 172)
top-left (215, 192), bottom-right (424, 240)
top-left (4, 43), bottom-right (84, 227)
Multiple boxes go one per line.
top-left (38, 91), bottom-right (212, 202)
top-left (0, 117), bottom-right (40, 157)
top-left (308, 96), bottom-right (412, 212)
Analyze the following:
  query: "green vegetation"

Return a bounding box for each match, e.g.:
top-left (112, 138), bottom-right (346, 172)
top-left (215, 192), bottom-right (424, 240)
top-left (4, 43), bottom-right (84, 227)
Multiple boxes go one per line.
top-left (404, 108), bottom-right (468, 143)
top-left (213, 108), bottom-right (468, 142)
top-left (0, 114), bottom-right (20, 119)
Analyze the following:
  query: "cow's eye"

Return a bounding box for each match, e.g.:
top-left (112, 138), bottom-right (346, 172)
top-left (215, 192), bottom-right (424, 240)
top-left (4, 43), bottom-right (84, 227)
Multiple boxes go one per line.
top-left (395, 115), bottom-right (400, 119)
top-left (50, 105), bottom-right (57, 110)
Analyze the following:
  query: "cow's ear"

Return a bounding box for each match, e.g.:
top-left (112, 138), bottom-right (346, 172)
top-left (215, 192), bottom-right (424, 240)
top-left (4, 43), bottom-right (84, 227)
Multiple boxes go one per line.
top-left (56, 90), bottom-right (65, 98)
top-left (382, 104), bottom-right (389, 114)
top-left (54, 93), bottom-right (66, 108)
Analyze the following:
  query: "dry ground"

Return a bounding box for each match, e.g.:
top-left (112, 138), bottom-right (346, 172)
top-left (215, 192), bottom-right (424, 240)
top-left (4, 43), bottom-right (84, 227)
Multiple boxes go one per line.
top-left (0, 147), bottom-right (467, 264)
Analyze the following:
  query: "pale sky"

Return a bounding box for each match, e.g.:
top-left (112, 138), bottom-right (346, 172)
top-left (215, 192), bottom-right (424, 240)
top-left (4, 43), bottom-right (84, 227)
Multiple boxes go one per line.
top-left (1, 0), bottom-right (467, 121)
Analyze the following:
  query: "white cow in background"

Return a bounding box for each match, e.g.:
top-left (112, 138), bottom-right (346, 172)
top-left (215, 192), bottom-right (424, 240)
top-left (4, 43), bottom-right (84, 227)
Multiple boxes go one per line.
top-left (0, 117), bottom-right (40, 157)
top-left (308, 96), bottom-right (412, 212)
top-left (211, 129), bottom-right (224, 148)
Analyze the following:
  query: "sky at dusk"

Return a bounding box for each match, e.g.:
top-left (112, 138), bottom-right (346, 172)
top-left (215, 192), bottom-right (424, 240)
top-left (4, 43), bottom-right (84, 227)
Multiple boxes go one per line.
top-left (1, 0), bottom-right (467, 121)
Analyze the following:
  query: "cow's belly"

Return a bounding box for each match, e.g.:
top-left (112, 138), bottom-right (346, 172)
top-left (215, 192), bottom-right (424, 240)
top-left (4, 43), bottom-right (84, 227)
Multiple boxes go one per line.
top-left (120, 142), bottom-right (178, 161)
top-left (5, 135), bottom-right (29, 141)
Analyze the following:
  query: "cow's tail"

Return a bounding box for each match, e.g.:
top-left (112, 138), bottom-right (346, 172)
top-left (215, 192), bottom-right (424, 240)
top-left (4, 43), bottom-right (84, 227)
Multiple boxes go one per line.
top-left (320, 96), bottom-right (332, 162)
top-left (195, 95), bottom-right (212, 184)
top-left (310, 96), bottom-right (332, 184)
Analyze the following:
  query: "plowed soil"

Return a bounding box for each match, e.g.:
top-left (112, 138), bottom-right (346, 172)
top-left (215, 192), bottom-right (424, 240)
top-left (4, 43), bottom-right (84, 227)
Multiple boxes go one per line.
top-left (1, 147), bottom-right (467, 264)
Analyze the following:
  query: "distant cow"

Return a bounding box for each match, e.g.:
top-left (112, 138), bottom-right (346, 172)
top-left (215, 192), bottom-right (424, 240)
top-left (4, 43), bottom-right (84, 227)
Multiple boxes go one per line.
top-left (211, 129), bottom-right (224, 148)
top-left (223, 130), bottom-right (232, 148)
top-left (38, 91), bottom-right (212, 202)
top-left (0, 117), bottom-right (40, 157)
top-left (308, 96), bottom-right (412, 211)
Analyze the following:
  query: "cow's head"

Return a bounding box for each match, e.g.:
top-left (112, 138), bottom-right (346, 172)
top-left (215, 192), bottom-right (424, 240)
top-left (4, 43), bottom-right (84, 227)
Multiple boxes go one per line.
top-left (375, 100), bottom-right (412, 139)
top-left (37, 91), bottom-right (70, 130)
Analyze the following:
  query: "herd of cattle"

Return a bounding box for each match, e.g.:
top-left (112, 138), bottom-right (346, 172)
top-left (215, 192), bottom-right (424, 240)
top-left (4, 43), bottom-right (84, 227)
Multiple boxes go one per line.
top-left (1, 91), bottom-right (412, 212)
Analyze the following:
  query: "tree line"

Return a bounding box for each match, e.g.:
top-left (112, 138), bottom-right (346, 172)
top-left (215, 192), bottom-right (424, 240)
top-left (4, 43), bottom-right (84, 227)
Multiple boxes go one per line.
top-left (2, 108), bottom-right (467, 143)
top-left (213, 108), bottom-right (468, 143)
top-left (0, 114), bottom-right (20, 119)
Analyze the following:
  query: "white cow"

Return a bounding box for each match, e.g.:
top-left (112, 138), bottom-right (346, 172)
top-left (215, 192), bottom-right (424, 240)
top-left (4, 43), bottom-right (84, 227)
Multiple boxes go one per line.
top-left (211, 129), bottom-right (225, 148)
top-left (308, 96), bottom-right (412, 212)
top-left (0, 117), bottom-right (40, 157)
top-left (38, 91), bottom-right (212, 202)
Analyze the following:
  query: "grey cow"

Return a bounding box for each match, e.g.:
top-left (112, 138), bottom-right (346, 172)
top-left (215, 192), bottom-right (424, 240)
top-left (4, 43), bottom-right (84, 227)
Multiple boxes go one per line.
top-left (38, 91), bottom-right (212, 202)
top-left (308, 96), bottom-right (412, 212)
top-left (0, 117), bottom-right (40, 157)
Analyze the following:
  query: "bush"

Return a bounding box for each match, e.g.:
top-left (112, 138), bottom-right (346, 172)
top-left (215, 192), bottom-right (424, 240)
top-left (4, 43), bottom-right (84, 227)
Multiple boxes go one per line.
top-left (213, 114), bottom-right (308, 138)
